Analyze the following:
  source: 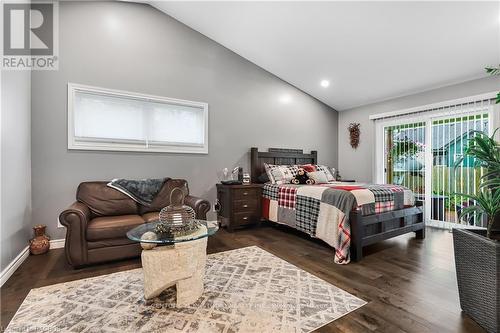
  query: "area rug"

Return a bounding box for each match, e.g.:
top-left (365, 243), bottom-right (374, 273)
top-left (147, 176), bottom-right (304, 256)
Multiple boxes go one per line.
top-left (6, 246), bottom-right (366, 333)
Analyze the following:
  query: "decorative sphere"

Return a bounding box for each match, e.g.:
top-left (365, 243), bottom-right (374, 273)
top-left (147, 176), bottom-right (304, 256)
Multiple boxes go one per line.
top-left (140, 231), bottom-right (158, 250)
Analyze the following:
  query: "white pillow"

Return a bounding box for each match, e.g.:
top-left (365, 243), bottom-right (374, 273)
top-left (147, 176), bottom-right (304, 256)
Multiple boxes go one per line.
top-left (316, 165), bottom-right (335, 181)
top-left (264, 163), bottom-right (299, 184)
top-left (307, 171), bottom-right (329, 184)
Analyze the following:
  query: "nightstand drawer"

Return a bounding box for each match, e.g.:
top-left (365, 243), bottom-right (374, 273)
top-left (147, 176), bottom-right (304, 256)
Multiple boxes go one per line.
top-left (233, 188), bottom-right (260, 200)
top-left (216, 183), bottom-right (262, 232)
top-left (233, 212), bottom-right (259, 226)
top-left (233, 199), bottom-right (259, 212)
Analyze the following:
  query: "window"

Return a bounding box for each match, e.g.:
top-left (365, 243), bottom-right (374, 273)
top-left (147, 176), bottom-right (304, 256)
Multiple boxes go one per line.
top-left (67, 83), bottom-right (208, 154)
top-left (374, 94), bottom-right (497, 229)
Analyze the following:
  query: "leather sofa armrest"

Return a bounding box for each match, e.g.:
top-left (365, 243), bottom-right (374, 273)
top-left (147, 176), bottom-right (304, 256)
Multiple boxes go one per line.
top-left (59, 201), bottom-right (92, 267)
top-left (60, 201), bottom-right (91, 228)
top-left (184, 195), bottom-right (211, 220)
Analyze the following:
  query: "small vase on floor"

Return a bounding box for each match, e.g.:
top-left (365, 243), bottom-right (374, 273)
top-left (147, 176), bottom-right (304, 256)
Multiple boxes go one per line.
top-left (29, 225), bottom-right (50, 255)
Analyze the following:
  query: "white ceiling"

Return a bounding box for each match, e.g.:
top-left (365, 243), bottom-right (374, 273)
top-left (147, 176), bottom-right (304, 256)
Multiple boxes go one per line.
top-left (150, 1), bottom-right (500, 111)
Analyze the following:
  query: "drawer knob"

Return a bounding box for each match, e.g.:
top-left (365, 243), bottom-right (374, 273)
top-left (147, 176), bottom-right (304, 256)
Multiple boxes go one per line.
top-left (243, 204), bottom-right (248, 208)
top-left (243, 216), bottom-right (249, 220)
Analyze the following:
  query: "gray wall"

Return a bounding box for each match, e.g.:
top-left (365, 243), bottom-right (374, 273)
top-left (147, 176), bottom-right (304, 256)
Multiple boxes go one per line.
top-left (338, 76), bottom-right (500, 182)
top-left (1, 70), bottom-right (32, 272)
top-left (31, 2), bottom-right (338, 239)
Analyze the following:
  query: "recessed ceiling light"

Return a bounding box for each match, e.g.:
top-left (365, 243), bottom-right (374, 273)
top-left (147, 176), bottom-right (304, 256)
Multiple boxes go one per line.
top-left (279, 94), bottom-right (291, 104)
top-left (320, 80), bottom-right (330, 88)
top-left (106, 16), bottom-right (120, 30)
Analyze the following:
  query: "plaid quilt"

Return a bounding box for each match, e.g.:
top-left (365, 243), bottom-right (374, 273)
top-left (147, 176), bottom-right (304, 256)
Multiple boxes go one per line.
top-left (262, 182), bottom-right (415, 264)
top-left (296, 195), bottom-right (320, 234)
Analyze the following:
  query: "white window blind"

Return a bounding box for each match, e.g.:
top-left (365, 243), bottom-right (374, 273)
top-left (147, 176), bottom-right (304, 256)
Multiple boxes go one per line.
top-left (68, 83), bottom-right (208, 154)
top-left (373, 95), bottom-right (498, 230)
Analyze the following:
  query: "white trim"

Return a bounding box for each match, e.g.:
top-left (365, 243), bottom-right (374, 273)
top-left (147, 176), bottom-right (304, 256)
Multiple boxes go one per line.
top-left (427, 220), bottom-right (486, 231)
top-left (0, 239), bottom-right (66, 287)
top-left (369, 91), bottom-right (498, 120)
top-left (0, 246), bottom-right (29, 287)
top-left (50, 238), bottom-right (65, 249)
top-left (424, 119), bottom-right (432, 223)
top-left (67, 83), bottom-right (209, 154)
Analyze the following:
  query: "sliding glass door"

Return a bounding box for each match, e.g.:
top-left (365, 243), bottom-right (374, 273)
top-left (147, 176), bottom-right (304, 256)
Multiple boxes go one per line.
top-left (376, 101), bottom-right (495, 229)
top-left (430, 112), bottom-right (489, 228)
top-left (383, 122), bottom-right (425, 195)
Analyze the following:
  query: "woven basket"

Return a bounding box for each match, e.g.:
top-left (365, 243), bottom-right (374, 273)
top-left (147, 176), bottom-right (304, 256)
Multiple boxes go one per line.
top-left (453, 228), bottom-right (500, 333)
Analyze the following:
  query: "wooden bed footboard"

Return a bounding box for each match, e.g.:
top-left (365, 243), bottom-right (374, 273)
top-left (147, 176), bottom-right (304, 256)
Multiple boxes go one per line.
top-left (349, 201), bottom-right (425, 262)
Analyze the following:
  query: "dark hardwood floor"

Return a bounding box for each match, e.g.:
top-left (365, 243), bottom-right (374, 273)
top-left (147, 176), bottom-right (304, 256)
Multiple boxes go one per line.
top-left (1, 225), bottom-right (485, 333)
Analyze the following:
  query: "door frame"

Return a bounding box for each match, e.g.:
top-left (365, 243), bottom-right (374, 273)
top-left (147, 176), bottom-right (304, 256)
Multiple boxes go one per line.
top-left (374, 102), bottom-right (496, 228)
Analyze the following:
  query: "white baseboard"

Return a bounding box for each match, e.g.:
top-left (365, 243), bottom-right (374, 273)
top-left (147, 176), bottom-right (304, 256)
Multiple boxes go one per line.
top-left (0, 246), bottom-right (29, 287)
top-left (0, 239), bottom-right (66, 287)
top-left (50, 238), bottom-right (65, 249)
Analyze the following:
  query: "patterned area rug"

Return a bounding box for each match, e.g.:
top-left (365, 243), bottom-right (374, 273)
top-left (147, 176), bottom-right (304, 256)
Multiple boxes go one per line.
top-left (6, 246), bottom-right (366, 333)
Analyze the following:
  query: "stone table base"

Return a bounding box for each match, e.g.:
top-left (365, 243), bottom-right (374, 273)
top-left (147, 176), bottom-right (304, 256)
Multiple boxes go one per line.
top-left (141, 235), bottom-right (207, 306)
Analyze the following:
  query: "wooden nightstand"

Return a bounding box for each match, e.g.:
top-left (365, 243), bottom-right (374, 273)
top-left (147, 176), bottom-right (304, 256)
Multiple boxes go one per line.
top-left (216, 183), bottom-right (262, 232)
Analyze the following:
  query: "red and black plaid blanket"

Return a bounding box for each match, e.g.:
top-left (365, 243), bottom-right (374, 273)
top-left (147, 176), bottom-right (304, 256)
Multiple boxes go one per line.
top-left (262, 182), bottom-right (415, 264)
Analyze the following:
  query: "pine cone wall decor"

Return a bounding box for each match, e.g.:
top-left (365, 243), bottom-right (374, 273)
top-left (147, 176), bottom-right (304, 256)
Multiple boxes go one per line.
top-left (348, 123), bottom-right (360, 149)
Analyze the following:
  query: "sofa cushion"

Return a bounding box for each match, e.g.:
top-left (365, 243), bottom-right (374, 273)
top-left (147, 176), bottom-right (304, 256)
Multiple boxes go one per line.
top-left (87, 215), bottom-right (144, 241)
top-left (138, 179), bottom-right (189, 214)
top-left (87, 238), bottom-right (138, 249)
top-left (77, 181), bottom-right (138, 216)
top-left (142, 212), bottom-right (160, 223)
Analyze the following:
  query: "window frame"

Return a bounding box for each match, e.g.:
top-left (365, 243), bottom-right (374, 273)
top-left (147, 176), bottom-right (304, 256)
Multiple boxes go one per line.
top-left (373, 98), bottom-right (497, 230)
top-left (67, 83), bottom-right (209, 154)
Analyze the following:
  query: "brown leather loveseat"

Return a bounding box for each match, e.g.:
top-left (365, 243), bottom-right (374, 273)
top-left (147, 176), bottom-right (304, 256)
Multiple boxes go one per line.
top-left (59, 179), bottom-right (210, 268)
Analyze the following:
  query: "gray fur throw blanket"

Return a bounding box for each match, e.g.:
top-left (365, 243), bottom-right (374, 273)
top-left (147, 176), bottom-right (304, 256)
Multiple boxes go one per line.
top-left (107, 178), bottom-right (167, 206)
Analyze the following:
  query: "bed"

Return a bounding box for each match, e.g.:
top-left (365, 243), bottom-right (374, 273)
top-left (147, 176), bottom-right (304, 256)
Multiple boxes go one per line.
top-left (250, 147), bottom-right (425, 263)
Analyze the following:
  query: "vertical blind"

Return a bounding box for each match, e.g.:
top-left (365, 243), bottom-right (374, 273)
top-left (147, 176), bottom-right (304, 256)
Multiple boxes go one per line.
top-left (384, 122), bottom-right (426, 195)
top-left (374, 97), bottom-right (496, 228)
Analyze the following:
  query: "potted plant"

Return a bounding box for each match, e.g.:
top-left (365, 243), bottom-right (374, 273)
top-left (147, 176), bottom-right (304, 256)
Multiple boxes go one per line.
top-left (452, 129), bottom-right (500, 333)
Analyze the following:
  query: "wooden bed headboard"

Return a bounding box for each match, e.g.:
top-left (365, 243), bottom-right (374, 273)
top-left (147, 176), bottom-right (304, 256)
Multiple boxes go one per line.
top-left (250, 147), bottom-right (318, 183)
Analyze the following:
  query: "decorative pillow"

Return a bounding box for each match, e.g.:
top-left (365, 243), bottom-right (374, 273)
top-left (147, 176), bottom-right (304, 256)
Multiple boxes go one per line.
top-left (307, 171), bottom-right (329, 184)
top-left (330, 167), bottom-right (337, 181)
top-left (300, 164), bottom-right (317, 173)
top-left (300, 164), bottom-right (335, 182)
top-left (316, 165), bottom-right (335, 182)
top-left (264, 163), bottom-right (299, 184)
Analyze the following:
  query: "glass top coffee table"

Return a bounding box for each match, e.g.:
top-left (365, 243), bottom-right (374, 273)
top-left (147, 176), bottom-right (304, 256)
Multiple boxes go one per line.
top-left (127, 219), bottom-right (219, 244)
top-left (127, 220), bottom-right (218, 306)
